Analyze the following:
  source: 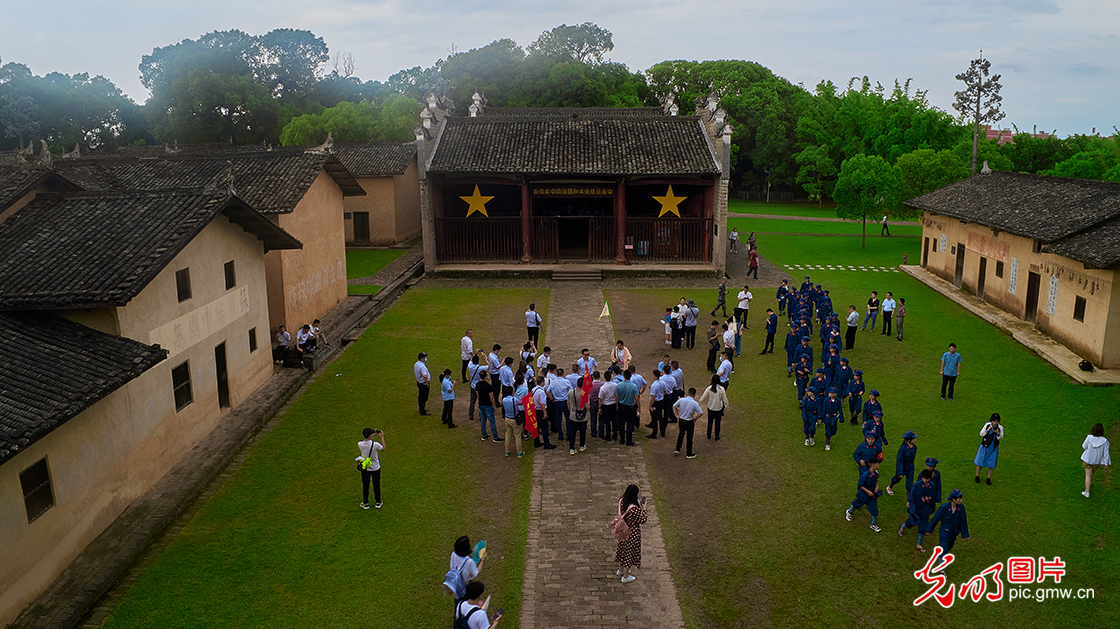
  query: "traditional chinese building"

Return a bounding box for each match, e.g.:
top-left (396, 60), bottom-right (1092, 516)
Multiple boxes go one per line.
top-left (907, 170), bottom-right (1120, 368)
top-left (334, 143), bottom-right (421, 245)
top-left (414, 93), bottom-right (732, 274)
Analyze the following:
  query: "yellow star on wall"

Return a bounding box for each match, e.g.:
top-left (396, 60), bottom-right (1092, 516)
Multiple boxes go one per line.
top-left (653, 186), bottom-right (686, 217)
top-left (461, 185), bottom-right (494, 217)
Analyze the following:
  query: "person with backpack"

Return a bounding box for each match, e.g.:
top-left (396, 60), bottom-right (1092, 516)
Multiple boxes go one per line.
top-left (453, 581), bottom-right (502, 629)
top-left (445, 536), bottom-right (482, 600)
top-left (356, 428), bottom-right (384, 510)
top-left (613, 484), bottom-right (648, 583)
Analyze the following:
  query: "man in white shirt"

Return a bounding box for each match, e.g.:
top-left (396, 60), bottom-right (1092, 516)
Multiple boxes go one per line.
top-left (460, 329), bottom-right (475, 383)
top-left (536, 346), bottom-right (552, 371)
top-left (498, 357), bottom-right (515, 399)
top-left (414, 352), bottom-right (431, 415)
top-left (467, 355), bottom-right (486, 421)
top-left (531, 376), bottom-right (556, 449)
top-left (880, 292), bottom-right (896, 337)
top-left (526, 302), bottom-right (543, 346)
top-left (717, 350), bottom-right (733, 388)
top-left (455, 581), bottom-right (502, 629)
top-left (548, 372), bottom-right (572, 439)
top-left (296, 324), bottom-right (316, 353)
top-left (356, 428), bottom-right (385, 509)
top-left (598, 377), bottom-right (618, 442)
top-left (488, 344), bottom-right (503, 407)
top-left (845, 305), bottom-right (859, 350)
top-left (735, 285), bottom-right (752, 329)
top-left (673, 387), bottom-right (704, 458)
top-left (273, 325), bottom-right (291, 364)
top-left (683, 299), bottom-right (700, 349)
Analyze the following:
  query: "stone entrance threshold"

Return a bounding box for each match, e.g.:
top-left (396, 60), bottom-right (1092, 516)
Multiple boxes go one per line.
top-left (901, 265), bottom-right (1120, 386)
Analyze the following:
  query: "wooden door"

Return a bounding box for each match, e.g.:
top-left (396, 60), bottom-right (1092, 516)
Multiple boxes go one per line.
top-left (977, 257), bottom-right (987, 299)
top-left (353, 212), bottom-right (370, 243)
top-left (954, 243), bottom-right (965, 287)
top-left (215, 342), bottom-right (230, 408)
top-left (1025, 272), bottom-right (1041, 322)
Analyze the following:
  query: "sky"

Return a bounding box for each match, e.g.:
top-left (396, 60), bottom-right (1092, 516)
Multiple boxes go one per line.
top-left (2, 0), bottom-right (1117, 136)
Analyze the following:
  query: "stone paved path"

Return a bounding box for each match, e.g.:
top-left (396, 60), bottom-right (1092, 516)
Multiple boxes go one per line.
top-left (519, 283), bottom-right (685, 629)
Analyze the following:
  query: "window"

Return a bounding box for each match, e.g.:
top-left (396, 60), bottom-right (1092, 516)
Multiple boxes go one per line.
top-left (224, 260), bottom-right (236, 290)
top-left (172, 361), bottom-right (193, 411)
top-left (1074, 296), bottom-right (1087, 322)
top-left (249, 327), bottom-right (258, 352)
top-left (20, 458), bottom-right (55, 523)
top-left (175, 268), bottom-right (192, 302)
top-left (1032, 240), bottom-right (1043, 254)
top-left (995, 261), bottom-right (1004, 278)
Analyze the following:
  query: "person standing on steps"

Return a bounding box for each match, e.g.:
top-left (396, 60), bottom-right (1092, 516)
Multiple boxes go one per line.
top-left (974, 413), bottom-right (1003, 485)
top-left (525, 303), bottom-right (543, 346)
top-left (683, 299), bottom-right (700, 349)
top-left (1081, 422), bottom-right (1111, 498)
top-left (895, 298), bottom-right (906, 341)
top-left (747, 246), bottom-right (760, 280)
top-left (861, 291), bottom-right (879, 331)
top-left (460, 329), bottom-right (475, 383)
top-left (614, 484), bottom-right (648, 583)
top-left (940, 343), bottom-right (963, 401)
top-left (356, 428), bottom-right (384, 509)
top-left (415, 352), bottom-right (431, 416)
top-left (711, 278), bottom-right (729, 317)
top-left (880, 292), bottom-right (896, 336)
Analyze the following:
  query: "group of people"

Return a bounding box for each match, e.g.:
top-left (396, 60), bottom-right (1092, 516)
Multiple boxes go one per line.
top-left (728, 228), bottom-right (761, 279)
top-left (272, 320), bottom-right (324, 364)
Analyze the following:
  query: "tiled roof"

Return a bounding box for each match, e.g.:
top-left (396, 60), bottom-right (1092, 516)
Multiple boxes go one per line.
top-left (54, 152), bottom-right (364, 212)
top-left (0, 189), bottom-right (301, 310)
top-left (1045, 215), bottom-right (1120, 269)
top-left (481, 107), bottom-right (667, 119)
top-left (905, 171), bottom-right (1120, 242)
top-left (428, 113), bottom-right (720, 176)
top-left (0, 166), bottom-right (81, 212)
top-left (0, 312), bottom-right (166, 465)
top-left (333, 143), bottom-right (416, 177)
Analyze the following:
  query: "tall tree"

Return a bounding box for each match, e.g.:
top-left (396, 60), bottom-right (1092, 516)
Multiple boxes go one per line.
top-left (895, 148), bottom-right (969, 210)
top-left (953, 52), bottom-right (1005, 175)
top-left (794, 144), bottom-right (836, 207)
top-left (527, 23), bottom-right (614, 64)
top-left (833, 154), bottom-right (901, 248)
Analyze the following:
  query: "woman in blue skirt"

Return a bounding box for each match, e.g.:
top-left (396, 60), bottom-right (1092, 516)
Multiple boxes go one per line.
top-left (974, 413), bottom-right (1003, 485)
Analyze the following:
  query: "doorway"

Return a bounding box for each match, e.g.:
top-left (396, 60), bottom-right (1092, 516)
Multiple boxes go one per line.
top-left (534, 196), bottom-right (613, 262)
top-left (922, 237), bottom-right (930, 268)
top-left (215, 342), bottom-right (230, 408)
top-left (1025, 272), bottom-right (1042, 322)
top-left (954, 243), bottom-right (965, 287)
top-left (353, 212), bottom-right (370, 244)
top-left (558, 218), bottom-right (590, 260)
top-left (977, 257), bottom-right (987, 300)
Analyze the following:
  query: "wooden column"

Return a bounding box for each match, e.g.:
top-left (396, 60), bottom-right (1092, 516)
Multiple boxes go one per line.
top-left (521, 179), bottom-right (532, 263)
top-left (615, 177), bottom-right (627, 264)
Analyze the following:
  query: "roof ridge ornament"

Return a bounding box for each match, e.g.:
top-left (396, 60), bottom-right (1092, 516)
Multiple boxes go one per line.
top-left (660, 93), bottom-right (679, 116)
top-left (37, 140), bottom-right (52, 167)
top-left (981, 160), bottom-right (991, 174)
top-left (305, 132), bottom-right (334, 155)
top-left (61, 143), bottom-right (81, 160)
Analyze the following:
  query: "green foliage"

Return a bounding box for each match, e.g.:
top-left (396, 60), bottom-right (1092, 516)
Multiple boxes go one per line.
top-left (794, 144), bottom-right (837, 207)
top-left (953, 54), bottom-right (1005, 175)
top-left (526, 23), bottom-right (614, 64)
top-left (997, 128), bottom-right (1072, 174)
top-left (279, 94), bottom-right (420, 145)
top-left (951, 137), bottom-right (1012, 172)
top-left (895, 149), bottom-right (969, 209)
top-left (833, 154), bottom-right (901, 247)
top-left (1040, 136), bottom-right (1120, 180)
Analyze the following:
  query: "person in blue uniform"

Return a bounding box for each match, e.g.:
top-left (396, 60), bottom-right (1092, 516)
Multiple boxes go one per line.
top-left (862, 389), bottom-right (883, 424)
top-left (823, 346), bottom-right (840, 389)
top-left (929, 489), bottom-right (970, 560)
top-left (834, 357), bottom-right (852, 400)
top-left (887, 430), bottom-right (917, 495)
top-left (793, 336), bottom-right (813, 370)
top-left (862, 410), bottom-right (888, 447)
top-left (924, 457), bottom-right (943, 506)
top-left (818, 289), bottom-right (834, 322)
top-left (795, 355), bottom-right (812, 406)
top-left (784, 325), bottom-right (801, 377)
top-left (808, 368), bottom-right (828, 399)
top-left (760, 309), bottom-right (779, 354)
top-left (647, 372), bottom-right (667, 438)
top-left (800, 275), bottom-right (813, 293)
top-left (853, 430), bottom-right (883, 480)
top-left (785, 289), bottom-right (798, 324)
top-left (776, 280), bottom-right (789, 316)
top-left (801, 388), bottom-right (820, 446)
top-left (820, 387), bottom-right (842, 450)
top-left (845, 458), bottom-right (883, 532)
top-left (898, 468), bottom-right (938, 552)
top-left (847, 370), bottom-right (865, 425)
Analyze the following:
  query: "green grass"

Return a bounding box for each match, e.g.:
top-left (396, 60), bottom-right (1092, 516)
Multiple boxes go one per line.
top-left (346, 284), bottom-right (382, 295)
top-left (728, 216), bottom-right (923, 237)
top-left (606, 236), bottom-right (1119, 627)
top-left (729, 199), bottom-right (839, 217)
top-left (345, 249), bottom-right (406, 279)
top-left (101, 288), bottom-right (546, 629)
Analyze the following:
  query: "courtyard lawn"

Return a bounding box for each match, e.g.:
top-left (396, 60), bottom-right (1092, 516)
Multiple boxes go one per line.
top-left (346, 284), bottom-right (381, 295)
top-left (100, 288), bottom-right (546, 629)
top-left (729, 199), bottom-right (838, 217)
top-left (728, 216), bottom-right (923, 238)
top-left (345, 248), bottom-right (406, 279)
top-left (608, 236), bottom-right (1118, 627)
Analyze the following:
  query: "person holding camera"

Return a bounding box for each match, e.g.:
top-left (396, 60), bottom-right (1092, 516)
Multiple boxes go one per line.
top-left (975, 413), bottom-right (1003, 485)
top-left (356, 428), bottom-right (385, 509)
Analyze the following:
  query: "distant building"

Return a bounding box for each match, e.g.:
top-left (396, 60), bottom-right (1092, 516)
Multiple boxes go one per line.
top-left (0, 189), bottom-right (300, 625)
top-left (335, 143), bottom-right (421, 245)
top-left (907, 170), bottom-right (1120, 368)
top-left (413, 92), bottom-right (732, 274)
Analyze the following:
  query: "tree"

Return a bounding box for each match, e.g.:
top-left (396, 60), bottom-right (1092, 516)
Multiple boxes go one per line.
top-left (279, 94), bottom-right (420, 145)
top-left (953, 52), bottom-right (1005, 175)
top-left (794, 144), bottom-right (836, 207)
top-left (833, 154), bottom-right (901, 248)
top-left (1, 92), bottom-right (38, 148)
top-left (527, 23), bottom-right (614, 64)
top-left (895, 149), bottom-right (969, 210)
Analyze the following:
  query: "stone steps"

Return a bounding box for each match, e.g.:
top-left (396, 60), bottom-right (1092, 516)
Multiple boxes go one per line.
top-left (552, 268), bottom-right (602, 282)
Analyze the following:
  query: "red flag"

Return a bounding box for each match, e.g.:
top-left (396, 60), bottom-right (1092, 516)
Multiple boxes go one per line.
top-left (522, 394), bottom-right (539, 439)
top-left (580, 365), bottom-right (593, 409)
